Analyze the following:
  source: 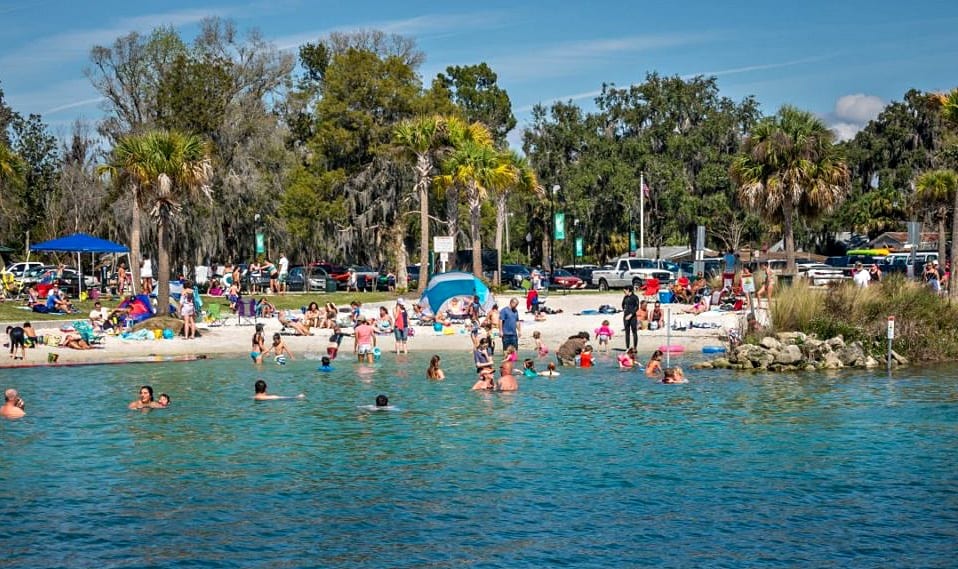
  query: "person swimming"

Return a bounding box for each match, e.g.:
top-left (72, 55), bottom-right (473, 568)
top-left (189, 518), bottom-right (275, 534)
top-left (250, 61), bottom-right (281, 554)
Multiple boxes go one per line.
top-left (645, 350), bottom-right (664, 378)
top-left (538, 362), bottom-right (560, 377)
top-left (318, 356), bottom-right (334, 372)
top-left (522, 358), bottom-right (538, 378)
top-left (662, 367), bottom-right (688, 384)
top-left (157, 393), bottom-right (171, 407)
top-left (253, 379), bottom-right (304, 400)
top-left (129, 385), bottom-right (162, 409)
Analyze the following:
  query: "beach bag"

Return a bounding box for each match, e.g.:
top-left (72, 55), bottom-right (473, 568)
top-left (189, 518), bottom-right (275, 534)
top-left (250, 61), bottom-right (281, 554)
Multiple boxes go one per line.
top-left (45, 334), bottom-right (61, 346)
top-left (406, 327), bottom-right (415, 337)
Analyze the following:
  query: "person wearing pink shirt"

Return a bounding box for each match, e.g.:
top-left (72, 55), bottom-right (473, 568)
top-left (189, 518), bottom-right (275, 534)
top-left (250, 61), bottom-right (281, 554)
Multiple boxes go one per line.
top-left (594, 320), bottom-right (615, 353)
top-left (353, 315), bottom-right (377, 363)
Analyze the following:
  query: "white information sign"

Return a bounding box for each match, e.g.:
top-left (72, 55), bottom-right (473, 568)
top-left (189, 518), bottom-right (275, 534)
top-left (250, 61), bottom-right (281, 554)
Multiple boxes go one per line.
top-left (434, 236), bottom-right (455, 253)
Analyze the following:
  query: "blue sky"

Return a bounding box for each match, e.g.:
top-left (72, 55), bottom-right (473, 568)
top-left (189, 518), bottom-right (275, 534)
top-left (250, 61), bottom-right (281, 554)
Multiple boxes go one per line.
top-left (1, 0), bottom-right (955, 145)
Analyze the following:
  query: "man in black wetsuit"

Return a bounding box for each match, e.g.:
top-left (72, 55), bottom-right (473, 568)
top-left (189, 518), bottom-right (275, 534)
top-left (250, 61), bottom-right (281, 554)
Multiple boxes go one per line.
top-left (6, 325), bottom-right (26, 360)
top-left (621, 286), bottom-right (639, 350)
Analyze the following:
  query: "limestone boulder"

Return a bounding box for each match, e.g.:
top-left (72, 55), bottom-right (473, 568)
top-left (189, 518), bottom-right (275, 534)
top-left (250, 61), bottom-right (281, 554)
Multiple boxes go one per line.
top-left (863, 356), bottom-right (880, 369)
top-left (891, 350), bottom-right (909, 366)
top-left (775, 331), bottom-right (807, 344)
top-left (822, 353), bottom-right (844, 369)
top-left (825, 336), bottom-right (845, 351)
top-left (760, 336), bottom-right (782, 350)
top-left (836, 341), bottom-right (866, 367)
top-left (774, 344), bottom-right (804, 365)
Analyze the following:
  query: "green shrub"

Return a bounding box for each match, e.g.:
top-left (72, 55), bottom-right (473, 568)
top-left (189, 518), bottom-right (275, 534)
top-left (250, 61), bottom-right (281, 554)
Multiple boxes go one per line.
top-left (769, 274), bottom-right (958, 361)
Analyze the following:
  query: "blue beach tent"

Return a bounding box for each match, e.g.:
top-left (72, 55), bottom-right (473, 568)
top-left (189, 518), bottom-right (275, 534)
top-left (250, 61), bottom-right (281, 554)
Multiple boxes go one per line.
top-left (31, 233), bottom-right (129, 297)
top-left (418, 271), bottom-right (495, 316)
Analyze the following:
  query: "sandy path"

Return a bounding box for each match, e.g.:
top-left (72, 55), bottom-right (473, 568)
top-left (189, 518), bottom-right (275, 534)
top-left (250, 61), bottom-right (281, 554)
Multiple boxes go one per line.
top-left (1, 292), bottom-right (748, 368)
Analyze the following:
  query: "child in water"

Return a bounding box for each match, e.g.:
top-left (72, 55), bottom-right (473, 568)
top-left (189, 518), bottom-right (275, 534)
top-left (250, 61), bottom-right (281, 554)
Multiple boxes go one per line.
top-left (522, 358), bottom-right (538, 378)
top-left (618, 347), bottom-right (640, 370)
top-left (157, 394), bottom-right (171, 407)
top-left (594, 320), bottom-right (614, 353)
top-left (263, 333), bottom-right (294, 363)
top-left (579, 344), bottom-right (594, 368)
top-left (662, 367), bottom-right (687, 384)
top-left (502, 345), bottom-right (518, 365)
top-left (645, 350), bottom-right (664, 378)
top-left (533, 330), bottom-right (548, 357)
top-left (318, 356), bottom-right (334, 372)
top-left (539, 362), bottom-right (561, 377)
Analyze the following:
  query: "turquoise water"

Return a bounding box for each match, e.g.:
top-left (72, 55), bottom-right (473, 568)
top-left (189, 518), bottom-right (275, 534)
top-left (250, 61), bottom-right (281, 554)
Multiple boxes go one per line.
top-left (1, 351), bottom-right (957, 568)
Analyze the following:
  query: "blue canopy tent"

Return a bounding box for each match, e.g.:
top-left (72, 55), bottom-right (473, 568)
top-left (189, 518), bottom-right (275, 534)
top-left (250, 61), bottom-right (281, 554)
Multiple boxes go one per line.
top-left (418, 271), bottom-right (495, 317)
top-left (31, 233), bottom-right (129, 298)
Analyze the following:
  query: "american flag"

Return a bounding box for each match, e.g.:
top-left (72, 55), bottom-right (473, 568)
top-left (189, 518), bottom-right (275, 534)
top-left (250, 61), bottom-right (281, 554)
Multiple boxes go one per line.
top-left (642, 180), bottom-right (651, 197)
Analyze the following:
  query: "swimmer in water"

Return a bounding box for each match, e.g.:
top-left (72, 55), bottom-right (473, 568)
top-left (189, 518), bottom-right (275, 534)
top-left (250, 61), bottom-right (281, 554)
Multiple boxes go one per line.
top-left (645, 350), bottom-right (664, 378)
top-left (426, 355), bottom-right (445, 380)
top-left (318, 356), bottom-right (334, 372)
top-left (662, 367), bottom-right (688, 384)
top-left (522, 358), bottom-right (538, 378)
top-left (1, 388), bottom-right (25, 419)
top-left (497, 363), bottom-right (518, 391)
top-left (375, 394), bottom-right (389, 407)
top-left (129, 385), bottom-right (162, 409)
top-left (253, 379), bottom-right (304, 400)
top-left (538, 362), bottom-right (560, 377)
top-left (618, 347), bottom-right (639, 370)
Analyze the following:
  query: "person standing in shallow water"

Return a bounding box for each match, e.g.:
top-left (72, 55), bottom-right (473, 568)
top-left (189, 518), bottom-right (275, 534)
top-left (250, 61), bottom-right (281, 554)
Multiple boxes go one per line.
top-left (499, 298), bottom-right (521, 352)
top-left (1, 388), bottom-right (25, 419)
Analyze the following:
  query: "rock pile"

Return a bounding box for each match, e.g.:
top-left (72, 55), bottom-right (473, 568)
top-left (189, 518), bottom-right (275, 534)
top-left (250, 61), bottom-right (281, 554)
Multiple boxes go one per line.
top-left (694, 332), bottom-right (908, 372)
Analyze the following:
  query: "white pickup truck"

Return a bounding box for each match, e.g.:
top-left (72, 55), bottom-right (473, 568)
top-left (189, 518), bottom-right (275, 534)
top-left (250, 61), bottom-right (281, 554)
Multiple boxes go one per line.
top-left (592, 257), bottom-right (675, 291)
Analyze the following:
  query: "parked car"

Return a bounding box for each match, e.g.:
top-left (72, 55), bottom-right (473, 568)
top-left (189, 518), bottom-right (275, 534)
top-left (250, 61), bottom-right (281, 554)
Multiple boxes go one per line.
top-left (563, 264), bottom-right (602, 288)
top-left (1, 261), bottom-right (44, 279)
top-left (550, 268), bottom-right (585, 289)
top-left (797, 263), bottom-right (847, 286)
top-left (286, 265), bottom-right (328, 292)
top-left (880, 251), bottom-right (940, 276)
top-left (592, 257), bottom-right (674, 290)
top-left (312, 262), bottom-right (349, 288)
top-left (500, 264), bottom-right (534, 289)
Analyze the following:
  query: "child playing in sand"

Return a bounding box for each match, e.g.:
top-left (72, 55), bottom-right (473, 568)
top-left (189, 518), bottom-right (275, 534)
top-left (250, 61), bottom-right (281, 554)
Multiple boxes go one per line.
top-left (594, 320), bottom-right (614, 353)
top-left (533, 330), bottom-right (548, 357)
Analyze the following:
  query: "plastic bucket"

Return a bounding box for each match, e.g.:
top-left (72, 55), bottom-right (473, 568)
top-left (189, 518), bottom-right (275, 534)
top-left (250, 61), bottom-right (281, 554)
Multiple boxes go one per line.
top-left (47, 353), bottom-right (59, 363)
top-left (153, 329), bottom-right (163, 339)
top-left (433, 322), bottom-right (443, 332)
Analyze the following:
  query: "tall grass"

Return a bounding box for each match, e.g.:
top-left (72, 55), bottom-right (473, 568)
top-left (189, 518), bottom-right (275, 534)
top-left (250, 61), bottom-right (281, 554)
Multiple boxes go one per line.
top-left (769, 275), bottom-right (958, 361)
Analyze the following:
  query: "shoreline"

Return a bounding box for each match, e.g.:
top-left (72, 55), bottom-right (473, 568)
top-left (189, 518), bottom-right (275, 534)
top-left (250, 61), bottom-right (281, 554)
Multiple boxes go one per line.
top-left (1, 292), bottom-right (745, 368)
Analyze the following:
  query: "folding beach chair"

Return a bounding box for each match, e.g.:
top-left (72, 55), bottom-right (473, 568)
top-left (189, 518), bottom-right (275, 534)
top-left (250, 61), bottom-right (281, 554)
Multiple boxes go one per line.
top-left (73, 321), bottom-right (105, 345)
top-left (204, 302), bottom-right (226, 327)
top-left (236, 298), bottom-right (257, 326)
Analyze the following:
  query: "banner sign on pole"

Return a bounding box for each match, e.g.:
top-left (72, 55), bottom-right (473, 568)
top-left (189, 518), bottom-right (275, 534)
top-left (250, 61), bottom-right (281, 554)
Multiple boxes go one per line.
top-left (255, 233), bottom-right (265, 254)
top-left (554, 212), bottom-right (566, 240)
top-left (575, 237), bottom-right (584, 257)
top-left (629, 231), bottom-right (637, 252)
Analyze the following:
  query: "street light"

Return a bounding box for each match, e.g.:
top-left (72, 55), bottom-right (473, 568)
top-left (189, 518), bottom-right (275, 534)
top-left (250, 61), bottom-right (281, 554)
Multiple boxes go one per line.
top-left (573, 218), bottom-right (580, 271)
top-left (551, 185), bottom-right (560, 280)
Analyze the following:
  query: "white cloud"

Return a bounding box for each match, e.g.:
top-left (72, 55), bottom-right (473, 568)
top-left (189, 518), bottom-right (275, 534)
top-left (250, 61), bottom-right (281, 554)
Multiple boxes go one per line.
top-left (828, 93), bottom-right (886, 141)
top-left (834, 93), bottom-right (885, 124)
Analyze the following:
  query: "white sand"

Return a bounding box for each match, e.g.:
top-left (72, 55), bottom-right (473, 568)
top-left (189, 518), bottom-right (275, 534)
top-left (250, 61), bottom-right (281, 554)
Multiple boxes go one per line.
top-left (3, 292), bottom-right (753, 367)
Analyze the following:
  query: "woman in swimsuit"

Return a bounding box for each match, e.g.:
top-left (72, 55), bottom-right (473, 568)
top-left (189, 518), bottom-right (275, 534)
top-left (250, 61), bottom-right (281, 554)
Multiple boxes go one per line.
top-left (250, 323), bottom-right (265, 364)
top-left (180, 282), bottom-right (196, 340)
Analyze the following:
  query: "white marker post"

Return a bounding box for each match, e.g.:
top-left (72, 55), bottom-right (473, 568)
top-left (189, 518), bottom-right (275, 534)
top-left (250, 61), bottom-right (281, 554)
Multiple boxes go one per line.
top-left (886, 316), bottom-right (895, 371)
top-left (665, 306), bottom-right (672, 367)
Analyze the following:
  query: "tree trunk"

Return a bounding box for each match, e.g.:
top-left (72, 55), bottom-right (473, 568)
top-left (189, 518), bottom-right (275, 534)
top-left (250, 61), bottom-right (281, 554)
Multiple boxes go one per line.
top-left (394, 217), bottom-right (409, 291)
top-left (129, 188), bottom-right (142, 294)
top-left (417, 154), bottom-right (430, 293)
top-left (950, 191), bottom-right (958, 297)
top-left (494, 194), bottom-right (506, 286)
top-left (783, 203), bottom-right (796, 274)
top-left (446, 185), bottom-right (459, 250)
top-left (937, 211), bottom-right (946, 267)
top-left (470, 183), bottom-right (483, 280)
top-left (157, 217), bottom-right (171, 316)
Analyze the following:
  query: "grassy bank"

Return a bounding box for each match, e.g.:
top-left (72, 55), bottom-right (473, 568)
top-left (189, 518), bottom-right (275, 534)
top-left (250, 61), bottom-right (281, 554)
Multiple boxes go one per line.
top-left (769, 276), bottom-right (958, 362)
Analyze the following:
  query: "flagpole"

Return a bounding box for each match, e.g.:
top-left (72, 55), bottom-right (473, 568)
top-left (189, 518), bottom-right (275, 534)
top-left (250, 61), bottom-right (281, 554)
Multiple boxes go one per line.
top-left (640, 171), bottom-right (645, 257)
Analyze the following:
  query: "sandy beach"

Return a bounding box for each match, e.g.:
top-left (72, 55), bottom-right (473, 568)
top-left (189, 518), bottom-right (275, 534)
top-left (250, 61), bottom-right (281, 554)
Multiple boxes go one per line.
top-left (1, 292), bottom-right (755, 367)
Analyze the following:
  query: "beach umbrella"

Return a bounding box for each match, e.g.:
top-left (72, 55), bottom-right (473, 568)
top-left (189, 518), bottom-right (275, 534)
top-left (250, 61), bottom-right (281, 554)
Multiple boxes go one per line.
top-left (31, 233), bottom-right (129, 297)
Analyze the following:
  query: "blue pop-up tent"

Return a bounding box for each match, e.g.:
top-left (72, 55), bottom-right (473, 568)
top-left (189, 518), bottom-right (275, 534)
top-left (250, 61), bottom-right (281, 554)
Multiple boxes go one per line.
top-left (418, 271), bottom-right (495, 316)
top-left (31, 233), bottom-right (129, 297)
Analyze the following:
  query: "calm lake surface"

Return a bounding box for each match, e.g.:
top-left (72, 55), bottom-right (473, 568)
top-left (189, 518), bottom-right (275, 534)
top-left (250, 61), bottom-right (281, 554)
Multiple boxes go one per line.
top-left (1, 351), bottom-right (956, 568)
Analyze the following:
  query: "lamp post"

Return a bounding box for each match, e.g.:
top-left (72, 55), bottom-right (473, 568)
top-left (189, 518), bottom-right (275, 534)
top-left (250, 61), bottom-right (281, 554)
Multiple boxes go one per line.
top-left (550, 185), bottom-right (560, 280)
top-left (253, 213), bottom-right (262, 261)
top-left (573, 218), bottom-right (580, 271)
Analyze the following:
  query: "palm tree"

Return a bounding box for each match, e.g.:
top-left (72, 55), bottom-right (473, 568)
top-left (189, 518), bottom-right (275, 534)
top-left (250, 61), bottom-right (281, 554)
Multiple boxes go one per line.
top-left (393, 115), bottom-right (448, 292)
top-left (915, 170), bottom-right (958, 265)
top-left (730, 105), bottom-right (850, 274)
top-left (493, 151), bottom-right (541, 285)
top-left (441, 118), bottom-right (494, 254)
top-left (141, 130), bottom-right (213, 312)
top-left (437, 138), bottom-right (516, 279)
top-left (97, 134), bottom-right (153, 293)
top-left (931, 89), bottom-right (958, 296)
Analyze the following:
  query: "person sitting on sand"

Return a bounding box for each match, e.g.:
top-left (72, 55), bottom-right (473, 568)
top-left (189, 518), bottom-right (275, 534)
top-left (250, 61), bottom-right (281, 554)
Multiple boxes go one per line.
top-left (60, 332), bottom-right (93, 350)
top-left (129, 385), bottom-right (162, 409)
top-left (645, 350), bottom-right (664, 378)
top-left (304, 302), bottom-right (322, 328)
top-left (376, 306), bottom-right (393, 334)
top-left (1, 388), bottom-right (25, 419)
top-left (254, 379), bottom-right (304, 400)
top-left (46, 284), bottom-right (73, 313)
top-left (650, 302), bottom-right (665, 331)
top-left (278, 311), bottom-right (310, 336)
top-left (672, 275), bottom-right (692, 304)
top-left (426, 355), bottom-right (445, 380)
top-left (691, 272), bottom-right (710, 301)
top-left (662, 367), bottom-right (687, 384)
top-left (539, 362), bottom-right (560, 377)
top-left (263, 333), bottom-right (294, 362)
top-left (684, 298), bottom-right (709, 315)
